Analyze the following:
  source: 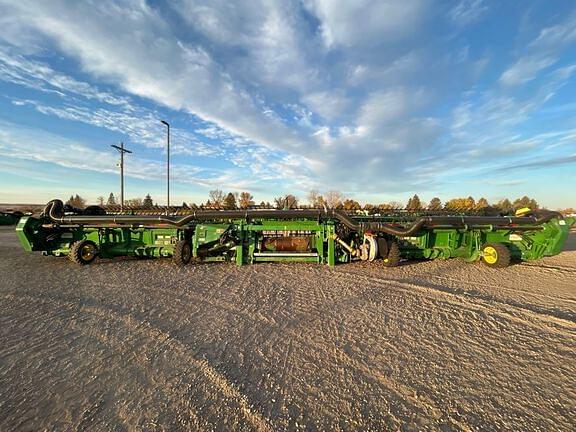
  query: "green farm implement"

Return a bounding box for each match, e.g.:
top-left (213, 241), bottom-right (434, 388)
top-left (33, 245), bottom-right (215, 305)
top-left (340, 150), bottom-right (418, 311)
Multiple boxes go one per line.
top-left (17, 199), bottom-right (574, 268)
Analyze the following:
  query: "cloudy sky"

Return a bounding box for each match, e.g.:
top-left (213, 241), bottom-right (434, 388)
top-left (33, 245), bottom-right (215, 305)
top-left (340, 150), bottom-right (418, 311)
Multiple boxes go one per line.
top-left (0, 0), bottom-right (575, 208)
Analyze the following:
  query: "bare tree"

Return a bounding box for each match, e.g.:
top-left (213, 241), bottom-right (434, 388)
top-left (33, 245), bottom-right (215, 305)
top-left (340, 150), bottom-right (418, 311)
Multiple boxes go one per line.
top-left (97, 196), bottom-right (105, 206)
top-left (307, 190), bottom-right (324, 208)
top-left (239, 192), bottom-right (254, 209)
top-left (324, 190), bottom-right (344, 209)
top-left (208, 189), bottom-right (225, 208)
top-left (274, 194), bottom-right (298, 209)
top-left (66, 194), bottom-right (86, 209)
top-left (125, 198), bottom-right (143, 207)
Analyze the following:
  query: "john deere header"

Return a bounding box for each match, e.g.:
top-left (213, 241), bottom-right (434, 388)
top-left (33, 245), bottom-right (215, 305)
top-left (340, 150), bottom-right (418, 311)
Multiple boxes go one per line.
top-left (16, 199), bottom-right (574, 268)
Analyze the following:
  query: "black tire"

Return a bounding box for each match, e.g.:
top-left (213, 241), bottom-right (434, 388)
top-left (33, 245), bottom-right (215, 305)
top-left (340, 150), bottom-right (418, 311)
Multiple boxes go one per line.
top-left (69, 240), bottom-right (98, 265)
top-left (173, 240), bottom-right (192, 266)
top-left (83, 205), bottom-right (107, 216)
top-left (376, 237), bottom-right (388, 259)
top-left (481, 242), bottom-right (511, 268)
top-left (382, 241), bottom-right (401, 267)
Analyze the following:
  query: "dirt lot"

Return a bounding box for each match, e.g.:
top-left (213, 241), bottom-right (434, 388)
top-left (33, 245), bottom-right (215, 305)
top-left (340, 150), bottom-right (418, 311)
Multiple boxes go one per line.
top-left (1, 226), bottom-right (575, 431)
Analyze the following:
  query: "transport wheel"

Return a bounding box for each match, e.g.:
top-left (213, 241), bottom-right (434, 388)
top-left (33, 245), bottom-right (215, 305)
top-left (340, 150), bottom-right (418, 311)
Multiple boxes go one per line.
top-left (382, 241), bottom-right (401, 267)
top-left (173, 240), bottom-right (192, 266)
top-left (83, 205), bottom-right (106, 215)
top-left (376, 237), bottom-right (388, 259)
top-left (69, 240), bottom-right (98, 265)
top-left (481, 243), bottom-right (511, 268)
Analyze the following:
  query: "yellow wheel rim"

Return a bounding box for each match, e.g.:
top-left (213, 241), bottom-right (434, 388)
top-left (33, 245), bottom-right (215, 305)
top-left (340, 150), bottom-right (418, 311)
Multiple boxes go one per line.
top-left (483, 246), bottom-right (498, 264)
top-left (81, 244), bottom-right (95, 260)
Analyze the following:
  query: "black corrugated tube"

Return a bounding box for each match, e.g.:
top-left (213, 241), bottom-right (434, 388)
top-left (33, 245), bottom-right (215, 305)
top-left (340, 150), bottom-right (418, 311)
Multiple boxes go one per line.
top-left (42, 199), bottom-right (561, 236)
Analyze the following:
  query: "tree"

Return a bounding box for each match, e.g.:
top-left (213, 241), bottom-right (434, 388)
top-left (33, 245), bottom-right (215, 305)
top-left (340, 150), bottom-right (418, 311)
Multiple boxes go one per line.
top-left (513, 196), bottom-right (538, 210)
top-left (143, 194), bottom-right (154, 208)
top-left (378, 203), bottom-right (393, 212)
top-left (107, 193), bottom-right (117, 206)
top-left (324, 190), bottom-right (344, 209)
top-left (428, 197), bottom-right (442, 211)
top-left (307, 190), bottom-right (325, 208)
top-left (274, 194), bottom-right (298, 209)
top-left (125, 198), bottom-right (143, 207)
top-left (343, 199), bottom-right (361, 211)
top-left (181, 202), bottom-right (189, 209)
top-left (363, 203), bottom-right (376, 214)
top-left (97, 196), bottom-right (105, 206)
top-left (208, 189), bottom-right (224, 208)
top-left (239, 192), bottom-right (254, 209)
top-left (496, 198), bottom-right (513, 214)
top-left (444, 197), bottom-right (476, 212)
top-left (406, 194), bottom-right (423, 211)
top-left (223, 192), bottom-right (237, 210)
top-left (475, 197), bottom-right (489, 211)
top-left (66, 194), bottom-right (86, 208)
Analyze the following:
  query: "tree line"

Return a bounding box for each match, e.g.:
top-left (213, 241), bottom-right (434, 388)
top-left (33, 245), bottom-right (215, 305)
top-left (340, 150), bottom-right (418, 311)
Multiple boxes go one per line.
top-left (66, 190), bottom-right (573, 215)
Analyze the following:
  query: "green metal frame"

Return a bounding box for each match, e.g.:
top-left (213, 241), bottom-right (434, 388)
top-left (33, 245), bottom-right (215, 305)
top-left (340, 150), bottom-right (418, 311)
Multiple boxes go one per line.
top-left (398, 217), bottom-right (573, 262)
top-left (17, 216), bottom-right (181, 258)
top-left (16, 213), bottom-right (575, 266)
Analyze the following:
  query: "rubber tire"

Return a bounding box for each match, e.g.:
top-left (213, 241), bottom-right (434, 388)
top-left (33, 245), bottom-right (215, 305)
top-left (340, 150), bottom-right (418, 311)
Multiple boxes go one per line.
top-left (481, 242), bottom-right (511, 268)
top-left (382, 241), bottom-right (401, 267)
top-left (68, 240), bottom-right (98, 265)
top-left (83, 205), bottom-right (106, 216)
top-left (376, 237), bottom-right (388, 259)
top-left (173, 240), bottom-right (192, 266)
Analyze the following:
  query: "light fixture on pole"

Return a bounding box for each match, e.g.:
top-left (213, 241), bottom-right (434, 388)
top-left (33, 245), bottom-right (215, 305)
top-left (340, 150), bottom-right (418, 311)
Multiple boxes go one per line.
top-left (111, 142), bottom-right (132, 211)
top-left (160, 120), bottom-right (170, 212)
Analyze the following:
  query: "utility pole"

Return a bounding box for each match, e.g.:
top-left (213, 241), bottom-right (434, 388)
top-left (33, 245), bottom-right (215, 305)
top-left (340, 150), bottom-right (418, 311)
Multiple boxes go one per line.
top-left (111, 142), bottom-right (132, 211)
top-left (160, 120), bottom-right (170, 213)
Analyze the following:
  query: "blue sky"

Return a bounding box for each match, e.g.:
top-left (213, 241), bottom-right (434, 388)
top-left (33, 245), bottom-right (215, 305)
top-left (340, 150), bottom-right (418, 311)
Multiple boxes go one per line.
top-left (0, 0), bottom-right (575, 208)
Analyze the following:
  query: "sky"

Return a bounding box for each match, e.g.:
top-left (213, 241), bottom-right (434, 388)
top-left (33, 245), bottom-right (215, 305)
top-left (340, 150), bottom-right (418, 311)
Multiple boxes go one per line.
top-left (0, 0), bottom-right (575, 208)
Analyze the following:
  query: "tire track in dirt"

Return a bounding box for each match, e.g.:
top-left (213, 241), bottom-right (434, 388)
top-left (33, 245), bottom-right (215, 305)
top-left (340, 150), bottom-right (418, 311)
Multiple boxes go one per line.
top-left (426, 274), bottom-right (576, 304)
top-left (2, 227), bottom-right (576, 430)
top-left (334, 267), bottom-right (576, 327)
top-left (519, 263), bottom-right (576, 274)
top-left (0, 291), bottom-right (272, 432)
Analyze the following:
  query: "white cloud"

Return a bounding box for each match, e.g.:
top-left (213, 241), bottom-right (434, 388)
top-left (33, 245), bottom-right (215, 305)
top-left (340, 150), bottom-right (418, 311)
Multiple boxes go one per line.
top-left (499, 13), bottom-right (576, 87)
top-left (0, 47), bottom-right (131, 105)
top-left (301, 91), bottom-right (349, 121)
top-left (304, 0), bottom-right (428, 48)
top-left (0, 0), bottom-right (571, 203)
top-left (499, 56), bottom-right (555, 86)
top-left (0, 0), bottom-right (307, 155)
top-left (449, 0), bottom-right (488, 26)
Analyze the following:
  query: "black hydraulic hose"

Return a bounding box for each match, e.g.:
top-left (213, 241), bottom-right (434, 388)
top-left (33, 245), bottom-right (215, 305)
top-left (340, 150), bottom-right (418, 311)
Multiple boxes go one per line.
top-left (359, 212), bottom-right (562, 237)
top-left (44, 199), bottom-right (355, 227)
top-left (42, 199), bottom-right (562, 235)
top-left (364, 218), bottom-right (429, 237)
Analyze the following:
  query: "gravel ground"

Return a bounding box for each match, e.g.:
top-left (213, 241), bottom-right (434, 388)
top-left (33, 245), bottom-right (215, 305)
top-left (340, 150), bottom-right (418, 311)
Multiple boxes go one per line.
top-left (1, 225), bottom-right (575, 431)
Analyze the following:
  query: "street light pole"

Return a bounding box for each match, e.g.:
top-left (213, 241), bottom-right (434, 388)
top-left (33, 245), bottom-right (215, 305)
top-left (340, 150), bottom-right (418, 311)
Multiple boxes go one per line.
top-left (111, 142), bottom-right (132, 211)
top-left (161, 120), bottom-right (170, 212)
